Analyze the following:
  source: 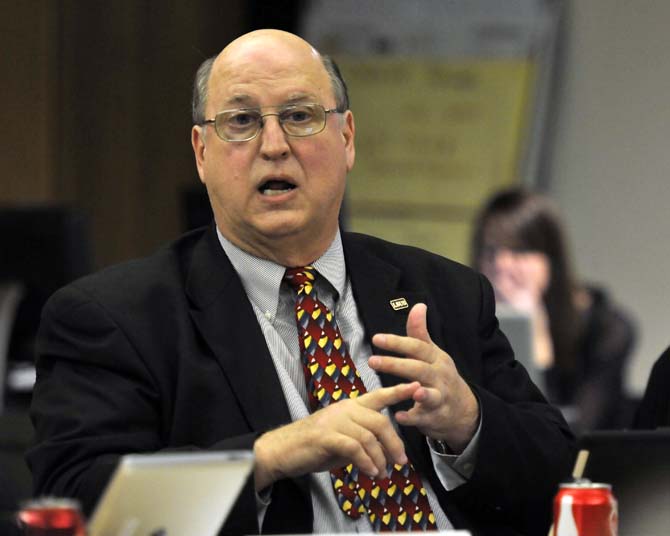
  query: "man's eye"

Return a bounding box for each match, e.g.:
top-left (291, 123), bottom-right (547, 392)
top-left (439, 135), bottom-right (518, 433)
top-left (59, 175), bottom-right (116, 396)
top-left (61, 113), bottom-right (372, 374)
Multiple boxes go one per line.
top-left (228, 112), bottom-right (258, 126)
top-left (283, 109), bottom-right (313, 123)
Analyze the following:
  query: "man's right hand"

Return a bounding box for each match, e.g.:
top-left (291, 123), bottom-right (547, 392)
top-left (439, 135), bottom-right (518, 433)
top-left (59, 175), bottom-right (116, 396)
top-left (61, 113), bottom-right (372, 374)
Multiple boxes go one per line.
top-left (253, 382), bottom-right (420, 490)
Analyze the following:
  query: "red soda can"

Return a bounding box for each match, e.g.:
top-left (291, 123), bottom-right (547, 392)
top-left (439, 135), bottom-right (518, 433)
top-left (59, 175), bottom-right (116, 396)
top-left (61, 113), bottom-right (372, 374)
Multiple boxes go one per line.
top-left (16, 497), bottom-right (86, 536)
top-left (553, 481), bottom-right (618, 536)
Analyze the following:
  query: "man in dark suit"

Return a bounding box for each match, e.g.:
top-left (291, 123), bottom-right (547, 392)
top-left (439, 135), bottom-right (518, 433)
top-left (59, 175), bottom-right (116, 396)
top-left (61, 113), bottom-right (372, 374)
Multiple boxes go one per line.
top-left (28, 30), bottom-right (574, 535)
top-left (634, 346), bottom-right (670, 429)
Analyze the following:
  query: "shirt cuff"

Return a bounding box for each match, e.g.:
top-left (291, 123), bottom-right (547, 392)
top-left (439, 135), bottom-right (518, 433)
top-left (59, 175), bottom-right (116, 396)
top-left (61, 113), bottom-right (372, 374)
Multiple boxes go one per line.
top-left (427, 413), bottom-right (482, 491)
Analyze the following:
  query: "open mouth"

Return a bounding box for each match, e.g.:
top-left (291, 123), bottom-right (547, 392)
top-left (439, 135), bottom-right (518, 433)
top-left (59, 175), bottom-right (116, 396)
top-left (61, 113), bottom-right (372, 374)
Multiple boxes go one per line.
top-left (258, 179), bottom-right (296, 196)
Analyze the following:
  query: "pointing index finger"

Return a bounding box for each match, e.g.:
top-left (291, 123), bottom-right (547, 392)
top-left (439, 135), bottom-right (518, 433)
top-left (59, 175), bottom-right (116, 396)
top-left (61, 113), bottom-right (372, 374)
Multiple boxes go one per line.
top-left (357, 382), bottom-right (421, 412)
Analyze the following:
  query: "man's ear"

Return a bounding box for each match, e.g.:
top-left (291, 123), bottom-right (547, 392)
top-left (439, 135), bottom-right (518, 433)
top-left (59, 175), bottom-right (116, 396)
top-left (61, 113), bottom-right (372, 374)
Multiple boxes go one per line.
top-left (191, 125), bottom-right (207, 184)
top-left (342, 110), bottom-right (356, 172)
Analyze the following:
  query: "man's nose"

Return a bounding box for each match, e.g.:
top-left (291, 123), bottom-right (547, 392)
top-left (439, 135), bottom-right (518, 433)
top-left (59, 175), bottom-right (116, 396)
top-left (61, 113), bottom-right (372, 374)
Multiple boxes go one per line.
top-left (259, 114), bottom-right (290, 160)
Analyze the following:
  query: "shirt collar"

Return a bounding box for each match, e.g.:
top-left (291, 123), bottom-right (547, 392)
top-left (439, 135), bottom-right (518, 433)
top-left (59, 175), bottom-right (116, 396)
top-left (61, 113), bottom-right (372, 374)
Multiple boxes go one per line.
top-left (216, 229), bottom-right (346, 318)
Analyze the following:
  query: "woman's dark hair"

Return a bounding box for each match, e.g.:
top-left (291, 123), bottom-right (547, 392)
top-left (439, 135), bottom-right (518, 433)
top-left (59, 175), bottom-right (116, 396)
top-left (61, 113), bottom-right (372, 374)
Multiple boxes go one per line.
top-left (471, 187), bottom-right (581, 370)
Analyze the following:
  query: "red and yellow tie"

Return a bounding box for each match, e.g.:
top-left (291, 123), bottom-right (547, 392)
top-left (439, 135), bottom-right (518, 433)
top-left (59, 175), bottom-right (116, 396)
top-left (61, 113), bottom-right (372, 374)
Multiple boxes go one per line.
top-left (284, 266), bottom-right (437, 531)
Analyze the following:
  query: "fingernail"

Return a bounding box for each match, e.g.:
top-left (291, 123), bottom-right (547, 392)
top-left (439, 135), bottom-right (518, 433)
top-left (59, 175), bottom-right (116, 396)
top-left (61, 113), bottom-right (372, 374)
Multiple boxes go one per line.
top-left (375, 334), bottom-right (386, 345)
top-left (398, 453), bottom-right (408, 465)
top-left (368, 356), bottom-right (380, 367)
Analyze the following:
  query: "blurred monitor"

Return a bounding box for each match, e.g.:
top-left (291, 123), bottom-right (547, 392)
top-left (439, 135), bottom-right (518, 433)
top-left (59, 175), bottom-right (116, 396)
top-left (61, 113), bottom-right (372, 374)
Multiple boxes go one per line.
top-left (577, 429), bottom-right (670, 536)
top-left (0, 205), bottom-right (93, 407)
top-left (496, 304), bottom-right (546, 395)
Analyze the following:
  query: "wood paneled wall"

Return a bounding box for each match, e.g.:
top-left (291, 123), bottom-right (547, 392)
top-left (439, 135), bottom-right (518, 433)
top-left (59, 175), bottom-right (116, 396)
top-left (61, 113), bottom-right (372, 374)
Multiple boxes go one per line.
top-left (1, 2), bottom-right (60, 203)
top-left (1, 1), bottom-right (245, 267)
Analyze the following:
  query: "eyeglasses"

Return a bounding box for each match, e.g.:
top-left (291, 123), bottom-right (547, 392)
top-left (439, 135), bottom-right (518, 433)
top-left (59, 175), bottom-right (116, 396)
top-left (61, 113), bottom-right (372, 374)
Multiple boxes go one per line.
top-left (200, 103), bottom-right (343, 142)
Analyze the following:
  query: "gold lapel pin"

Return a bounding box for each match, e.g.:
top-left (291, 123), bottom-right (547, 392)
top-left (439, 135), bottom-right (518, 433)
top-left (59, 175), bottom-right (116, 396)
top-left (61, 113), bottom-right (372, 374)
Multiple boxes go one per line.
top-left (389, 298), bottom-right (409, 311)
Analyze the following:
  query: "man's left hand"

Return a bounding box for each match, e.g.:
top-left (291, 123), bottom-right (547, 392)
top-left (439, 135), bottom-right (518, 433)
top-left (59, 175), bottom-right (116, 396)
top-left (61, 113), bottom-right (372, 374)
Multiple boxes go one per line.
top-left (369, 303), bottom-right (480, 453)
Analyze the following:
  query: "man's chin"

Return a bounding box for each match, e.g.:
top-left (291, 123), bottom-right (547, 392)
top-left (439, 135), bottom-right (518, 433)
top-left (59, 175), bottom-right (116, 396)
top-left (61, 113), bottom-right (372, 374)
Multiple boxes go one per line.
top-left (254, 218), bottom-right (305, 241)
top-left (255, 217), bottom-right (337, 253)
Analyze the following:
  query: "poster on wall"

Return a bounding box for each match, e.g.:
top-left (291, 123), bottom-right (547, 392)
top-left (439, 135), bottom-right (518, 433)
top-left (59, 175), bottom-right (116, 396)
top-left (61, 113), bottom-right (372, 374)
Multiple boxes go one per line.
top-left (301, 0), bottom-right (563, 263)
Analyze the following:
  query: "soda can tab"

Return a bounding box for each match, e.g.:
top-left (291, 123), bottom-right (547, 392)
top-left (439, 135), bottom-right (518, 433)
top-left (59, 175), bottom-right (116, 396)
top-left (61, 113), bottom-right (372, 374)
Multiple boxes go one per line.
top-left (16, 497), bottom-right (86, 536)
top-left (553, 480), bottom-right (618, 536)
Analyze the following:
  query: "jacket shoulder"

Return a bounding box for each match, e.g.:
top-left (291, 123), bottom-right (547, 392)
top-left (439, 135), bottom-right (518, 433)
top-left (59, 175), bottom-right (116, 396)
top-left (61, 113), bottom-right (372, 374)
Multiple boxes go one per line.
top-left (342, 231), bottom-right (481, 282)
top-left (44, 227), bottom-right (209, 316)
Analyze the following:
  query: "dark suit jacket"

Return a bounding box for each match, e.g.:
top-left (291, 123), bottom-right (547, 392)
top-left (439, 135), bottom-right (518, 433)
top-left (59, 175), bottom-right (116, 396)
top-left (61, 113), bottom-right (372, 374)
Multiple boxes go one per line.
top-left (634, 346), bottom-right (670, 429)
top-left (28, 227), bottom-right (575, 535)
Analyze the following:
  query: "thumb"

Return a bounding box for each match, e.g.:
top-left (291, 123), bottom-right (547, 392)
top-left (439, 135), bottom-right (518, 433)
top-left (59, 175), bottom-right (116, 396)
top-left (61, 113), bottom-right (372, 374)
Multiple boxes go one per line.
top-left (406, 303), bottom-right (432, 343)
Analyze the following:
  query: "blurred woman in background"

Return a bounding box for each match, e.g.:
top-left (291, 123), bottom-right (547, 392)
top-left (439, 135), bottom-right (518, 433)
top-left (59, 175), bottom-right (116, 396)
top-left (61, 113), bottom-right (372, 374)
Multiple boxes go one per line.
top-left (471, 187), bottom-right (636, 432)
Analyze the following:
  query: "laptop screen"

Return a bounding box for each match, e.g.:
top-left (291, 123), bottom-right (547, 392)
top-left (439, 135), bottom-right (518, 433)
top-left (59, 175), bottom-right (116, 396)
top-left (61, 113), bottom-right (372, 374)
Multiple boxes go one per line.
top-left (88, 451), bottom-right (253, 536)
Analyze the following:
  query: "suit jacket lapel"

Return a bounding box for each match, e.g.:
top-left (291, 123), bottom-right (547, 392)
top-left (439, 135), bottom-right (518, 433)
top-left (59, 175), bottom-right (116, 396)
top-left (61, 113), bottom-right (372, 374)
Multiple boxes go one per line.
top-left (342, 234), bottom-right (431, 356)
top-left (185, 228), bottom-right (292, 432)
top-left (342, 234), bottom-right (446, 474)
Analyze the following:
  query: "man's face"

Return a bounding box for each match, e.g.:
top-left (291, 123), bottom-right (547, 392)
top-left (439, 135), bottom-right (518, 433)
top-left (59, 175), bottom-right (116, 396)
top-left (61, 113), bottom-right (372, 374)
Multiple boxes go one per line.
top-left (191, 31), bottom-right (355, 265)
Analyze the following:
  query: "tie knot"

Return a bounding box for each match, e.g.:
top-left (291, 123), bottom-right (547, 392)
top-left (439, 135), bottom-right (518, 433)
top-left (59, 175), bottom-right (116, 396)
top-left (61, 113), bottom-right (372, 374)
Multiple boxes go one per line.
top-left (284, 265), bottom-right (316, 294)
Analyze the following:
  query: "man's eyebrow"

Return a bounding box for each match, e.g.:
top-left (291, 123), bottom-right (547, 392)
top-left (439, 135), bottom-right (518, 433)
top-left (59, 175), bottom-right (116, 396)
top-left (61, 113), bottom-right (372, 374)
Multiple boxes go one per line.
top-left (284, 93), bottom-right (319, 104)
top-left (224, 94), bottom-right (256, 107)
top-left (221, 93), bottom-right (320, 109)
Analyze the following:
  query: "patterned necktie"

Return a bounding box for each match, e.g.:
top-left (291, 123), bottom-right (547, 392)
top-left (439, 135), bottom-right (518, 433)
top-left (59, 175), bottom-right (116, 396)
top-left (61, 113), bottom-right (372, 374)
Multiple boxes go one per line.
top-left (284, 266), bottom-right (437, 532)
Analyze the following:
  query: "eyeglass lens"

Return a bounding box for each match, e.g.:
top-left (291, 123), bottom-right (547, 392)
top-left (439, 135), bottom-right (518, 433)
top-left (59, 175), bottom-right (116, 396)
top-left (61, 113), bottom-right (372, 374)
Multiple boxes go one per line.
top-left (215, 104), bottom-right (327, 141)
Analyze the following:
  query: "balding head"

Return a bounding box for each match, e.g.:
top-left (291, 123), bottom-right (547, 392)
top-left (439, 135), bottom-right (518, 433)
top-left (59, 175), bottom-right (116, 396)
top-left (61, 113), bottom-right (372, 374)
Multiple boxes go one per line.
top-left (192, 30), bottom-right (348, 124)
top-left (220, 29), bottom-right (319, 65)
